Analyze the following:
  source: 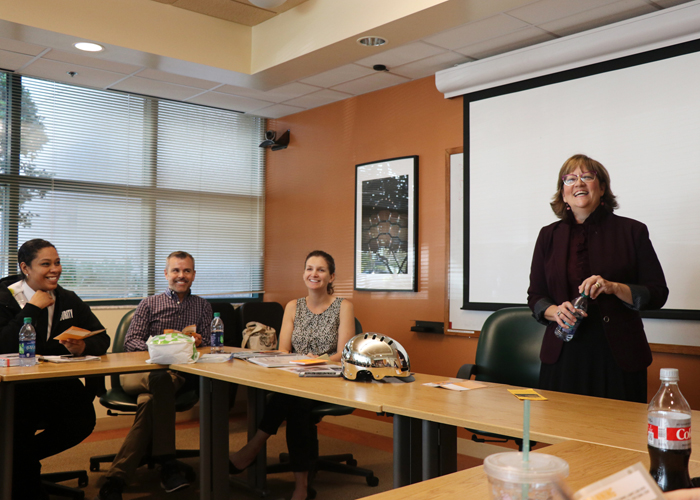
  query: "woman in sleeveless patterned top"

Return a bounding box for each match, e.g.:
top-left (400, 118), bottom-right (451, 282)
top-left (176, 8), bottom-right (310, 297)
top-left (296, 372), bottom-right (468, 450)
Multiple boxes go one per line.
top-left (230, 250), bottom-right (355, 500)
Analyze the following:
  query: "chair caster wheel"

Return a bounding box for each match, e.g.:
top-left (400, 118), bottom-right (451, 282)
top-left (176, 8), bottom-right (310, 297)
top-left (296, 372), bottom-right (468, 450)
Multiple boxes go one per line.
top-left (347, 459), bottom-right (357, 466)
top-left (307, 487), bottom-right (317, 499)
top-left (367, 475), bottom-right (379, 487)
top-left (89, 461), bottom-right (100, 472)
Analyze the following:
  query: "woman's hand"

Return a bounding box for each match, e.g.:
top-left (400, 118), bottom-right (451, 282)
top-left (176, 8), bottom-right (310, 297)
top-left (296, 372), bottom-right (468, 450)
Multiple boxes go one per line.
top-left (665, 489), bottom-right (700, 500)
top-left (59, 339), bottom-right (86, 356)
top-left (29, 290), bottom-right (54, 309)
top-left (545, 302), bottom-right (587, 328)
top-left (579, 275), bottom-right (633, 304)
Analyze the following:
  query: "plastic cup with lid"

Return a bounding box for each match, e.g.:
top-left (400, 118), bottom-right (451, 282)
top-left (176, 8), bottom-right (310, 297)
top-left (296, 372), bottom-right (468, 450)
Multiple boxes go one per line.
top-left (483, 452), bottom-right (569, 500)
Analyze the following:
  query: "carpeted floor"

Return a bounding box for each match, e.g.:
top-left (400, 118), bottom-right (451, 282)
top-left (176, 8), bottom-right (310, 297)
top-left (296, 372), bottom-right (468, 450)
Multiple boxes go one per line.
top-left (41, 416), bottom-right (400, 500)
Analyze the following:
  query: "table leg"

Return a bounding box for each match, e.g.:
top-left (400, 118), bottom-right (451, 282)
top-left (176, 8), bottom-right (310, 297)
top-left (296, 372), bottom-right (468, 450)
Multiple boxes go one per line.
top-left (393, 415), bottom-right (422, 487)
top-left (199, 377), bottom-right (229, 500)
top-left (0, 382), bottom-right (14, 500)
top-left (246, 386), bottom-right (268, 493)
top-left (438, 424), bottom-right (457, 476)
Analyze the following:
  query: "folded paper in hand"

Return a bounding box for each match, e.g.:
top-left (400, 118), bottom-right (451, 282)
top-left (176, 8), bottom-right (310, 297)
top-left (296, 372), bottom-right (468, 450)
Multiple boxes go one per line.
top-left (54, 326), bottom-right (105, 341)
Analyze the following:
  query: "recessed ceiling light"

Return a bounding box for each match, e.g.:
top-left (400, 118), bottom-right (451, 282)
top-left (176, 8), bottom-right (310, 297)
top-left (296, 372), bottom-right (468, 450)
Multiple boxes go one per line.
top-left (74, 42), bottom-right (104, 52)
top-left (357, 36), bottom-right (387, 47)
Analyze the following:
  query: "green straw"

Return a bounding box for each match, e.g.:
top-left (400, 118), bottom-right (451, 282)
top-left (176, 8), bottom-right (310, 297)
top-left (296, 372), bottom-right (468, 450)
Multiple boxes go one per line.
top-left (522, 399), bottom-right (531, 499)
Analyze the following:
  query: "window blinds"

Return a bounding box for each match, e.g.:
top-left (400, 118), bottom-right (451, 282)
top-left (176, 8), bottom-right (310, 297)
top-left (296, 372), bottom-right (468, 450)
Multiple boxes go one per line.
top-left (0, 73), bottom-right (265, 300)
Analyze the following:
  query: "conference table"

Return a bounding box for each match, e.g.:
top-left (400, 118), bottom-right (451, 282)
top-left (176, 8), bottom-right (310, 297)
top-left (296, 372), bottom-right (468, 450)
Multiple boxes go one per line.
top-left (0, 351), bottom-right (166, 500)
top-left (358, 440), bottom-right (700, 500)
top-left (171, 357), bottom-right (700, 500)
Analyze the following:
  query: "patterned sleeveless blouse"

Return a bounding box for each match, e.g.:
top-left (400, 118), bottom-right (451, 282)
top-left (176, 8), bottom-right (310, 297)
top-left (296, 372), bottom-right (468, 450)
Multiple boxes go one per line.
top-left (291, 297), bottom-right (344, 356)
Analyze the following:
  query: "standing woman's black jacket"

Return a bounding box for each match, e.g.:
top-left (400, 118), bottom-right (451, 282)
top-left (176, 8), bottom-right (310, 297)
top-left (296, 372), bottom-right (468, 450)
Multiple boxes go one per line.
top-left (0, 274), bottom-right (109, 355)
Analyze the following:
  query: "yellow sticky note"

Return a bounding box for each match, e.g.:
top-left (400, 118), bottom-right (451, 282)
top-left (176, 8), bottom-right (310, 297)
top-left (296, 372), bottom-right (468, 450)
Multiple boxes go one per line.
top-left (508, 389), bottom-right (547, 401)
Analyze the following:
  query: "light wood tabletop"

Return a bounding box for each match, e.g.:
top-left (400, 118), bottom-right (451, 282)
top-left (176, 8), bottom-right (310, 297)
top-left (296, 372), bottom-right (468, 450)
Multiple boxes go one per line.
top-left (358, 441), bottom-right (700, 500)
top-left (172, 357), bottom-right (383, 412)
top-left (376, 374), bottom-right (700, 459)
top-left (0, 350), bottom-right (162, 382)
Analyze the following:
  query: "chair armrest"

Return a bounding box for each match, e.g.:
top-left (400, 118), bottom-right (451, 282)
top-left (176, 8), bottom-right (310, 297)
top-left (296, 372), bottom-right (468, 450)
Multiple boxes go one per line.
top-left (456, 363), bottom-right (476, 380)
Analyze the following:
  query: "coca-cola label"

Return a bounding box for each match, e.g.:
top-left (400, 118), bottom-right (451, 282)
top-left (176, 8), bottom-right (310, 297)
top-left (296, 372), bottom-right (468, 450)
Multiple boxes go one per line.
top-left (648, 414), bottom-right (691, 450)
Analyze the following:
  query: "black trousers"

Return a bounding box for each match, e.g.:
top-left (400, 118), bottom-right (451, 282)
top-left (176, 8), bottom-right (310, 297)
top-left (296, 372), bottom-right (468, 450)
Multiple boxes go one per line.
top-left (258, 393), bottom-right (320, 472)
top-left (12, 379), bottom-right (96, 499)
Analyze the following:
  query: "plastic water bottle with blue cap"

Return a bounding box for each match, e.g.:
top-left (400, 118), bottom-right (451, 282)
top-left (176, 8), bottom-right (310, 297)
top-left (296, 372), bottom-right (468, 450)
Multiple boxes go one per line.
top-left (554, 292), bottom-right (588, 342)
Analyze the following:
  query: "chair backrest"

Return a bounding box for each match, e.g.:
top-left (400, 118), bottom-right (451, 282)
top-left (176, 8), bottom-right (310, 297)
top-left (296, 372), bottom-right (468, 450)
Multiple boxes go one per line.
top-left (472, 307), bottom-right (546, 388)
top-left (109, 308), bottom-right (136, 388)
top-left (237, 302), bottom-right (285, 348)
top-left (112, 308), bottom-right (136, 354)
top-left (211, 302), bottom-right (239, 347)
top-left (354, 318), bottom-right (362, 335)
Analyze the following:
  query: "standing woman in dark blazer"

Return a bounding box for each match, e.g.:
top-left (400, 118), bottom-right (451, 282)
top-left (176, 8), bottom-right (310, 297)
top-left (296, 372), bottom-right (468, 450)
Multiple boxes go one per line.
top-left (0, 239), bottom-right (110, 500)
top-left (527, 154), bottom-right (668, 403)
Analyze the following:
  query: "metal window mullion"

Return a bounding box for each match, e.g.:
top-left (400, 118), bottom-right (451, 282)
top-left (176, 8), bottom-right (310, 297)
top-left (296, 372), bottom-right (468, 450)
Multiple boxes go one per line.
top-left (144, 98), bottom-right (158, 296)
top-left (6, 74), bottom-right (21, 274)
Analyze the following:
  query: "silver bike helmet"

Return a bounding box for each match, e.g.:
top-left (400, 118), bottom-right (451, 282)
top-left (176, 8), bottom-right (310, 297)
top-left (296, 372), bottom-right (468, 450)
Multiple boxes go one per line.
top-left (341, 333), bottom-right (411, 380)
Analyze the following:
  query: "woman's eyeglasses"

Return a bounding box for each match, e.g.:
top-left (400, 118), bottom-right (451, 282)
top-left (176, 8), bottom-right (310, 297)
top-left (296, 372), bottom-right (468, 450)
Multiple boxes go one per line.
top-left (561, 171), bottom-right (597, 186)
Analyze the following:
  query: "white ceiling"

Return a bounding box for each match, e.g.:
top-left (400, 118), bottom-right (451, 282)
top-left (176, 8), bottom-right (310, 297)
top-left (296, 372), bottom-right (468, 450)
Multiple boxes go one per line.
top-left (0, 0), bottom-right (693, 119)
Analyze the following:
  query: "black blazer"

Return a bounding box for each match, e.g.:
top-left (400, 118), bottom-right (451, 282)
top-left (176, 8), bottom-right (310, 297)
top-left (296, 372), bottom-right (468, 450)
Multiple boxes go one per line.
top-left (0, 275), bottom-right (109, 356)
top-left (527, 208), bottom-right (668, 372)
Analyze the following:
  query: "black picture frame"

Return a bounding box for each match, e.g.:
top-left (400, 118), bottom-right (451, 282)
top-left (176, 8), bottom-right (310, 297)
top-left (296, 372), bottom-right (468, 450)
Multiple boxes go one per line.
top-left (354, 156), bottom-right (418, 292)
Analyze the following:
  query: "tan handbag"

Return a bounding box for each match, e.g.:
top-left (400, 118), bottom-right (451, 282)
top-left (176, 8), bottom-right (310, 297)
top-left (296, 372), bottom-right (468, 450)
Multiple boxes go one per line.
top-left (241, 322), bottom-right (277, 350)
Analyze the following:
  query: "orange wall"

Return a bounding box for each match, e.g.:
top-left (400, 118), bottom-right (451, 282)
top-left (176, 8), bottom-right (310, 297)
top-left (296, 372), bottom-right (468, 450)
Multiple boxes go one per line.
top-left (263, 75), bottom-right (700, 407)
top-left (264, 76), bottom-right (478, 378)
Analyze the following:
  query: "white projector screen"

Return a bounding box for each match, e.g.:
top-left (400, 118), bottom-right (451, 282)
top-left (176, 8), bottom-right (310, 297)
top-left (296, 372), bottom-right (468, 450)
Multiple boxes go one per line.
top-left (465, 39), bottom-right (700, 319)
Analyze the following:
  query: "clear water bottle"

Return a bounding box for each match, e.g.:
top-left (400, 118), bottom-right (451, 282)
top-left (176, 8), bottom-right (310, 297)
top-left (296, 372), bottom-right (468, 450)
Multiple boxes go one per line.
top-left (553, 292), bottom-right (588, 342)
top-left (210, 312), bottom-right (224, 353)
top-left (648, 368), bottom-right (692, 492)
top-left (19, 317), bottom-right (37, 366)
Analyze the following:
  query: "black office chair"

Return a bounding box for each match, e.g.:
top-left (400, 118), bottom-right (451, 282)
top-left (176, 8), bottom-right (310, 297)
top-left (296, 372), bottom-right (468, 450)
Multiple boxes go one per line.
top-left (236, 301), bottom-right (285, 348)
top-left (456, 306), bottom-right (546, 450)
top-left (89, 308), bottom-right (200, 472)
top-left (267, 318), bottom-right (378, 498)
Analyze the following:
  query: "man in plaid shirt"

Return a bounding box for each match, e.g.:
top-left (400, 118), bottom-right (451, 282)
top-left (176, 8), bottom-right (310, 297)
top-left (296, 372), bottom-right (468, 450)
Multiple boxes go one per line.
top-left (97, 251), bottom-right (212, 500)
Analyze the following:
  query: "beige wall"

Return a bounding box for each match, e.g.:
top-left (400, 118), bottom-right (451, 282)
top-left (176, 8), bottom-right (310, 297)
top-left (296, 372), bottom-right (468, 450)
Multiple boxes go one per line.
top-left (263, 75), bottom-right (700, 409)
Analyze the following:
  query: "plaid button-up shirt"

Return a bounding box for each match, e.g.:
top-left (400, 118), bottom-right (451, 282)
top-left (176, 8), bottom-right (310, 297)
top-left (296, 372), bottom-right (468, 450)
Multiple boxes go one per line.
top-left (124, 288), bottom-right (212, 352)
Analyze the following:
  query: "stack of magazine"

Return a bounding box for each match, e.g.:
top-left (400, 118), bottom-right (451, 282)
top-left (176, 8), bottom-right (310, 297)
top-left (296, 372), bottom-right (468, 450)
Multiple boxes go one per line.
top-left (235, 351), bottom-right (343, 377)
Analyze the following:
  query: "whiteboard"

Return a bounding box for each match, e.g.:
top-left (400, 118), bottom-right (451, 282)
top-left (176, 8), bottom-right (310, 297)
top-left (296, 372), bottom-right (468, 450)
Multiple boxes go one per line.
top-left (447, 152), bottom-right (490, 333)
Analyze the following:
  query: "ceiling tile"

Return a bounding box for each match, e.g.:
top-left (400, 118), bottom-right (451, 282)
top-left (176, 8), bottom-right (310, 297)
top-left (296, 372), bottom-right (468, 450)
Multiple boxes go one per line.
top-left (355, 41), bottom-right (447, 69)
top-left (507, 0), bottom-right (616, 25)
top-left (172, 0), bottom-right (275, 26)
top-left (423, 14), bottom-right (530, 50)
top-left (21, 58), bottom-right (126, 89)
top-left (109, 76), bottom-right (203, 100)
top-left (650, 0), bottom-right (695, 7)
top-left (391, 51), bottom-right (473, 79)
top-left (540, 0), bottom-right (656, 37)
top-left (330, 72), bottom-right (410, 96)
top-left (136, 68), bottom-right (220, 89)
top-left (0, 37), bottom-right (46, 56)
top-left (252, 103), bottom-right (306, 119)
top-left (284, 89), bottom-right (353, 108)
top-left (187, 91), bottom-right (273, 112)
top-left (217, 82), bottom-right (320, 103)
top-left (454, 26), bottom-right (556, 60)
top-left (0, 49), bottom-right (35, 71)
top-left (43, 49), bottom-right (141, 74)
top-left (259, 82), bottom-right (322, 102)
top-left (299, 64), bottom-right (375, 88)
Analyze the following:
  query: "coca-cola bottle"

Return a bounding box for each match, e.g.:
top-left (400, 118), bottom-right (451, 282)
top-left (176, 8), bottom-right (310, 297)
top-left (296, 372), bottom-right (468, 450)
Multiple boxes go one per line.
top-left (553, 292), bottom-right (588, 342)
top-left (648, 368), bottom-right (692, 492)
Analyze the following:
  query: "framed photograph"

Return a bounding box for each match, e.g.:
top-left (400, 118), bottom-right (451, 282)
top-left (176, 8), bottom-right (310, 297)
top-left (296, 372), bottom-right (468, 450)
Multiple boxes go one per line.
top-left (354, 156), bottom-right (418, 291)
